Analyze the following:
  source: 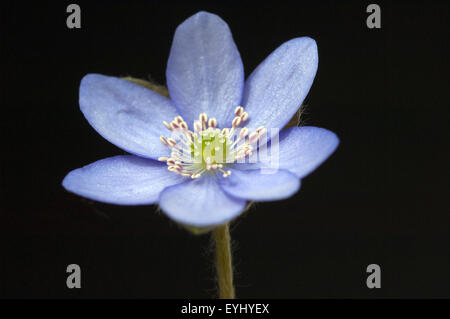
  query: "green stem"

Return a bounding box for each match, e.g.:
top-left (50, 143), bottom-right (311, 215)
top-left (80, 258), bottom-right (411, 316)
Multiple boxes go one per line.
top-left (214, 223), bottom-right (235, 299)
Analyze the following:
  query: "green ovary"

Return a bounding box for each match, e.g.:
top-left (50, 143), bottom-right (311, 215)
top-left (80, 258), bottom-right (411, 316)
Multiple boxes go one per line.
top-left (191, 131), bottom-right (228, 166)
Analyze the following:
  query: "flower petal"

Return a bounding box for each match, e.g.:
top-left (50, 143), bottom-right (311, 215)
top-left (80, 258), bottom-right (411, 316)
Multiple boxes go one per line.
top-left (62, 155), bottom-right (184, 205)
top-left (242, 37), bottom-right (318, 130)
top-left (80, 74), bottom-right (179, 159)
top-left (243, 126), bottom-right (339, 179)
top-left (159, 175), bottom-right (246, 227)
top-left (219, 168), bottom-right (300, 201)
top-left (166, 11), bottom-right (244, 127)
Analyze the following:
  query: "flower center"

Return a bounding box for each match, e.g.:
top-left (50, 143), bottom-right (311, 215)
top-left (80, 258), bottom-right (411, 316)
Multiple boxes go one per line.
top-left (158, 106), bottom-right (265, 179)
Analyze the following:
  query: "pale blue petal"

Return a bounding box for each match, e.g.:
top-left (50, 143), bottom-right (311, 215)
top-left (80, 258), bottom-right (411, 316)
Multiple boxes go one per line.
top-left (62, 155), bottom-right (184, 205)
top-left (242, 126), bottom-right (339, 179)
top-left (80, 74), bottom-right (179, 159)
top-left (219, 168), bottom-right (300, 201)
top-left (242, 37), bottom-right (318, 130)
top-left (159, 175), bottom-right (246, 227)
top-left (166, 11), bottom-right (244, 127)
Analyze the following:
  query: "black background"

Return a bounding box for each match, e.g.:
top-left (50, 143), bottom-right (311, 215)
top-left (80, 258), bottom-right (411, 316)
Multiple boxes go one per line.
top-left (1, 0), bottom-right (449, 298)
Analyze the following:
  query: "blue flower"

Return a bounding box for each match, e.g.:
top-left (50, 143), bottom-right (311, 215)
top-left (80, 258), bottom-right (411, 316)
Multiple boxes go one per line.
top-left (62, 11), bottom-right (339, 228)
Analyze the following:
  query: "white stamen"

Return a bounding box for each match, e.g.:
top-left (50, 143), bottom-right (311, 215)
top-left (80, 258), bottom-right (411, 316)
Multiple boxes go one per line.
top-left (194, 120), bottom-right (202, 132)
top-left (159, 106), bottom-right (264, 179)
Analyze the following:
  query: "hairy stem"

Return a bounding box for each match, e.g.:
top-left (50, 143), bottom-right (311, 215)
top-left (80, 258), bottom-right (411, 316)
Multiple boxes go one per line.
top-left (214, 223), bottom-right (235, 299)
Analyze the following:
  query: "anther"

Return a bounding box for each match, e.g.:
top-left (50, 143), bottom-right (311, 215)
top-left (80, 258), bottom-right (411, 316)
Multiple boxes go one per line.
top-left (248, 132), bottom-right (259, 144)
top-left (256, 126), bottom-right (265, 134)
top-left (234, 106), bottom-right (244, 116)
top-left (208, 118), bottom-right (217, 128)
top-left (170, 122), bottom-right (179, 129)
top-left (163, 121), bottom-right (172, 130)
top-left (160, 136), bottom-right (168, 146)
top-left (175, 116), bottom-right (184, 123)
top-left (199, 113), bottom-right (208, 123)
top-left (232, 116), bottom-right (241, 128)
top-left (167, 138), bottom-right (177, 147)
top-left (222, 170), bottom-right (232, 178)
top-left (239, 127), bottom-right (249, 139)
